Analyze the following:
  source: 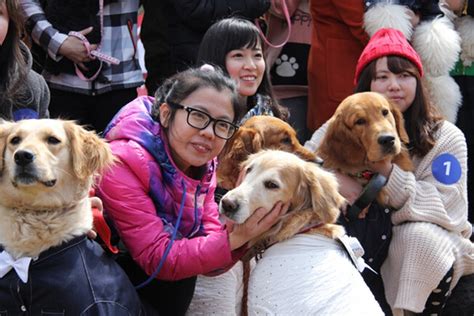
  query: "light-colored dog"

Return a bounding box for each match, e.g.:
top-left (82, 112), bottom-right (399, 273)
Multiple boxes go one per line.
top-left (220, 150), bottom-right (383, 315)
top-left (0, 119), bottom-right (112, 258)
top-left (0, 119), bottom-right (143, 315)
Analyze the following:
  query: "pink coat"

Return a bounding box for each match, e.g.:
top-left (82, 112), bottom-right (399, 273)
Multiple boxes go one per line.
top-left (98, 96), bottom-right (240, 281)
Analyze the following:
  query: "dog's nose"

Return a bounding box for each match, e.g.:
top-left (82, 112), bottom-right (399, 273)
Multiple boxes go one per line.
top-left (378, 135), bottom-right (395, 148)
top-left (14, 150), bottom-right (35, 166)
top-left (221, 197), bottom-right (239, 214)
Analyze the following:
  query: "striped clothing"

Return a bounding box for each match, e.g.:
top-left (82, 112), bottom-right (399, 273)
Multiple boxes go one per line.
top-left (21, 0), bottom-right (143, 95)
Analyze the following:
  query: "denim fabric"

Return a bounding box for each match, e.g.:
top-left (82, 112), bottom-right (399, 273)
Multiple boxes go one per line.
top-left (0, 236), bottom-right (144, 315)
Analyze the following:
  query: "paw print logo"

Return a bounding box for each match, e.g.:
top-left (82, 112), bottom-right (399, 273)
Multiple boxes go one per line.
top-left (275, 54), bottom-right (299, 77)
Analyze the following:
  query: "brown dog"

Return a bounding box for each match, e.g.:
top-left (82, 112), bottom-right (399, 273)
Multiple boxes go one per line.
top-left (317, 92), bottom-right (413, 192)
top-left (217, 115), bottom-right (316, 190)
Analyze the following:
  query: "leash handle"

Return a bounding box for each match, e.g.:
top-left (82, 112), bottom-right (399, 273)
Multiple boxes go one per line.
top-left (67, 0), bottom-right (119, 81)
top-left (92, 206), bottom-right (119, 254)
top-left (346, 173), bottom-right (387, 221)
top-left (255, 0), bottom-right (292, 48)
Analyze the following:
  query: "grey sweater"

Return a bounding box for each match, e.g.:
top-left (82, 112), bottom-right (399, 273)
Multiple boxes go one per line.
top-left (0, 41), bottom-right (49, 120)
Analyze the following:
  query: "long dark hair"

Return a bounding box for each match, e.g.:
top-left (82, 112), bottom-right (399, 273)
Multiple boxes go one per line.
top-left (356, 55), bottom-right (442, 157)
top-left (152, 65), bottom-right (244, 126)
top-left (196, 17), bottom-right (288, 121)
top-left (0, 0), bottom-right (28, 106)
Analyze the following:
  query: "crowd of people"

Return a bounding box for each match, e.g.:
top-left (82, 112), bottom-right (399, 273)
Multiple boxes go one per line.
top-left (1, 0), bottom-right (473, 315)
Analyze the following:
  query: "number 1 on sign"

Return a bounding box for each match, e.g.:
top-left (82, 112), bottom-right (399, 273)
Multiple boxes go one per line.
top-left (443, 161), bottom-right (451, 176)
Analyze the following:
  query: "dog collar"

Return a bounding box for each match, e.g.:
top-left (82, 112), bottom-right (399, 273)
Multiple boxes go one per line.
top-left (349, 169), bottom-right (375, 181)
top-left (298, 222), bottom-right (325, 234)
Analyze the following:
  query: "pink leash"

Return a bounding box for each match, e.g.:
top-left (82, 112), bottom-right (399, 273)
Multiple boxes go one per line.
top-left (68, 0), bottom-right (119, 81)
top-left (255, 0), bottom-right (292, 48)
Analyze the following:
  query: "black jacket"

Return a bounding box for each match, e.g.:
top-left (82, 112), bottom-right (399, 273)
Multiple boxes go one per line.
top-left (0, 236), bottom-right (144, 315)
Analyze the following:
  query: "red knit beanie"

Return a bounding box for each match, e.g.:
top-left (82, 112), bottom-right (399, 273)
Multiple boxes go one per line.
top-left (354, 28), bottom-right (423, 84)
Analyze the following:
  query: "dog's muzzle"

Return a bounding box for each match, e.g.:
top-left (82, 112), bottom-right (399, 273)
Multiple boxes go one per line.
top-left (14, 150), bottom-right (35, 166)
top-left (12, 150), bottom-right (57, 187)
top-left (220, 197), bottom-right (240, 219)
top-left (378, 135), bottom-right (396, 153)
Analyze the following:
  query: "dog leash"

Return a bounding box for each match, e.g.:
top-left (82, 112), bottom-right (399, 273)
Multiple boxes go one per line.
top-left (255, 0), bottom-right (292, 48)
top-left (68, 0), bottom-right (119, 81)
top-left (346, 173), bottom-right (387, 221)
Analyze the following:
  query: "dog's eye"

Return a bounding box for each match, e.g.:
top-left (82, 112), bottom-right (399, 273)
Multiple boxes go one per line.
top-left (47, 136), bottom-right (61, 145)
top-left (246, 167), bottom-right (253, 174)
top-left (280, 137), bottom-right (291, 145)
top-left (264, 180), bottom-right (279, 189)
top-left (10, 136), bottom-right (21, 145)
top-left (382, 109), bottom-right (389, 116)
top-left (355, 118), bottom-right (366, 125)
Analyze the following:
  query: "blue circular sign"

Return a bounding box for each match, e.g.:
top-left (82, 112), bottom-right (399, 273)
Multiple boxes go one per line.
top-left (432, 153), bottom-right (462, 185)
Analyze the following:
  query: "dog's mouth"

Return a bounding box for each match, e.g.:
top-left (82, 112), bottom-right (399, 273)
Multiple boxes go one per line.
top-left (13, 171), bottom-right (57, 188)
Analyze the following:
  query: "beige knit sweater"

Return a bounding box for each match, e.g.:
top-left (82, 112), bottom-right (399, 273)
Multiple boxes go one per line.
top-left (305, 120), bottom-right (474, 313)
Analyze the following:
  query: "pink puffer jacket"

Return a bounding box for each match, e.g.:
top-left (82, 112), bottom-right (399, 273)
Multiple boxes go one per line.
top-left (97, 96), bottom-right (239, 280)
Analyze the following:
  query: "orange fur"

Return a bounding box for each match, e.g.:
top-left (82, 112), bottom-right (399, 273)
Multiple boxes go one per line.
top-left (318, 92), bottom-right (413, 175)
top-left (218, 116), bottom-right (315, 190)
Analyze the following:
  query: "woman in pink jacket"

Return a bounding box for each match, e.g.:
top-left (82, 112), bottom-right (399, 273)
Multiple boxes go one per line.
top-left (97, 65), bottom-right (288, 315)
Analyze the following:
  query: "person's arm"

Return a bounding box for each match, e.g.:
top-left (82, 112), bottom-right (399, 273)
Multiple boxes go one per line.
top-left (20, 0), bottom-right (96, 64)
top-left (21, 0), bottom-right (66, 60)
top-left (169, 0), bottom-right (271, 30)
top-left (304, 119), bottom-right (330, 153)
top-left (442, 0), bottom-right (474, 16)
top-left (98, 154), bottom-right (234, 281)
top-left (383, 123), bottom-right (469, 234)
top-left (99, 142), bottom-right (287, 280)
top-left (331, 1), bottom-right (369, 45)
top-left (37, 73), bottom-right (50, 118)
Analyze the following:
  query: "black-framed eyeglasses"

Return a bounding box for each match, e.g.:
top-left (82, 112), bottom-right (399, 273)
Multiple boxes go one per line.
top-left (168, 102), bottom-right (239, 140)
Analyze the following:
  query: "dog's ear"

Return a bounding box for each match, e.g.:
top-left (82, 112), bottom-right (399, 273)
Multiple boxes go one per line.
top-left (302, 163), bottom-right (345, 224)
top-left (317, 114), bottom-right (365, 168)
top-left (64, 121), bottom-right (115, 180)
top-left (294, 144), bottom-right (317, 162)
top-left (0, 122), bottom-right (14, 174)
top-left (390, 102), bottom-right (410, 144)
top-left (218, 127), bottom-right (257, 189)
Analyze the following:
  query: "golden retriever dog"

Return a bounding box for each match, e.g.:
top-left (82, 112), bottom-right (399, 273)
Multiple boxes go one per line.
top-left (217, 115), bottom-right (316, 190)
top-left (219, 150), bottom-right (383, 315)
top-left (0, 119), bottom-right (143, 315)
top-left (188, 117), bottom-right (317, 315)
top-left (318, 92), bottom-right (413, 177)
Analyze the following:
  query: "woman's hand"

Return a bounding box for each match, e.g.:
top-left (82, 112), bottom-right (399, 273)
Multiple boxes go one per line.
top-left (87, 196), bottom-right (104, 239)
top-left (335, 172), bottom-right (372, 218)
top-left (58, 26), bottom-right (98, 70)
top-left (228, 201), bottom-right (290, 250)
top-left (335, 172), bottom-right (363, 205)
top-left (441, 0), bottom-right (466, 15)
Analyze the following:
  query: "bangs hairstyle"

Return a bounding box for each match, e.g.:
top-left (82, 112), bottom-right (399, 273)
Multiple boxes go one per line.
top-left (197, 18), bottom-right (288, 121)
top-left (152, 65), bottom-right (245, 124)
top-left (0, 0), bottom-right (27, 102)
top-left (197, 18), bottom-right (261, 71)
top-left (355, 55), bottom-right (442, 157)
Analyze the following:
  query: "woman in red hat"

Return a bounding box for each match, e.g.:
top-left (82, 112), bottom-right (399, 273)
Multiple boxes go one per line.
top-left (306, 28), bottom-right (473, 315)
